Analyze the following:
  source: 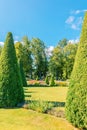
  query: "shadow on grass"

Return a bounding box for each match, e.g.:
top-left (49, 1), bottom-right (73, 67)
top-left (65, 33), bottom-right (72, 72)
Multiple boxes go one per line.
top-left (23, 88), bottom-right (29, 90)
top-left (26, 99), bottom-right (65, 107)
top-left (27, 84), bottom-right (61, 87)
top-left (49, 101), bottom-right (65, 107)
top-left (24, 91), bottom-right (37, 94)
top-left (27, 84), bottom-right (59, 88)
top-left (24, 90), bottom-right (35, 98)
top-left (0, 102), bottom-right (25, 109)
top-left (25, 95), bottom-right (31, 98)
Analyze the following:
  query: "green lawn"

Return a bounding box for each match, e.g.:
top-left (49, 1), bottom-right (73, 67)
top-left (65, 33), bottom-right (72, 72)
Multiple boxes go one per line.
top-left (25, 87), bottom-right (68, 102)
top-left (0, 86), bottom-right (79, 130)
top-left (0, 108), bottom-right (77, 130)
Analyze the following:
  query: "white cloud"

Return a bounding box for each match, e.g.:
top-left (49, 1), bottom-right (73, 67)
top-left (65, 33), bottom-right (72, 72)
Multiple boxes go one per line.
top-left (71, 17), bottom-right (83, 30)
top-left (0, 42), bottom-right (4, 46)
top-left (14, 36), bottom-right (19, 41)
top-left (68, 38), bottom-right (79, 44)
top-left (65, 16), bottom-right (83, 30)
top-left (83, 9), bottom-right (87, 12)
top-left (48, 46), bottom-right (54, 51)
top-left (71, 24), bottom-right (78, 30)
top-left (75, 10), bottom-right (81, 14)
top-left (73, 10), bottom-right (82, 14)
top-left (77, 17), bottom-right (83, 24)
top-left (66, 9), bottom-right (87, 30)
top-left (71, 9), bottom-right (87, 15)
top-left (65, 16), bottom-right (75, 24)
top-left (14, 40), bottom-right (18, 43)
top-left (46, 46), bottom-right (54, 56)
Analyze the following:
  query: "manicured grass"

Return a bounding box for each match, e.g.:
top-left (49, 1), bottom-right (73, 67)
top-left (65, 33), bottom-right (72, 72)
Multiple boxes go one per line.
top-left (0, 108), bottom-right (77, 130)
top-left (0, 86), bottom-right (79, 130)
top-left (24, 87), bottom-right (68, 102)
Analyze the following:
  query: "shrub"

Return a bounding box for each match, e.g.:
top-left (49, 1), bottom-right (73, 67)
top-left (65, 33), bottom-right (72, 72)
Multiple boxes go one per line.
top-left (49, 75), bottom-right (55, 86)
top-left (45, 75), bottom-right (49, 85)
top-left (28, 100), bottom-right (53, 113)
top-left (34, 82), bottom-right (40, 86)
top-left (56, 81), bottom-right (68, 87)
top-left (65, 12), bottom-right (87, 129)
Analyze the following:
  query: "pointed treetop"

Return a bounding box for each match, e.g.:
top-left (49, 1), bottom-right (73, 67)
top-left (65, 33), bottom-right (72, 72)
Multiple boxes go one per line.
top-left (5, 32), bottom-right (14, 45)
top-left (80, 12), bottom-right (87, 43)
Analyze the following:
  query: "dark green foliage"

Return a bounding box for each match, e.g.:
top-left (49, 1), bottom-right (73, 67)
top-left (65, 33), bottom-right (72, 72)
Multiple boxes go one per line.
top-left (0, 45), bottom-right (2, 55)
top-left (0, 32), bottom-right (24, 107)
top-left (22, 36), bottom-right (33, 78)
top-left (15, 39), bottom-right (33, 79)
top-left (45, 75), bottom-right (49, 85)
top-left (36, 75), bottom-right (39, 81)
top-left (50, 75), bottom-right (55, 86)
top-left (18, 60), bottom-right (27, 87)
top-left (65, 12), bottom-right (87, 129)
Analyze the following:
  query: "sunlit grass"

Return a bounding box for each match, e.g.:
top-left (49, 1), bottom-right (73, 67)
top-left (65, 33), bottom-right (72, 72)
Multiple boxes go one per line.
top-left (0, 86), bottom-right (79, 130)
top-left (0, 108), bottom-right (77, 130)
top-left (25, 87), bottom-right (68, 102)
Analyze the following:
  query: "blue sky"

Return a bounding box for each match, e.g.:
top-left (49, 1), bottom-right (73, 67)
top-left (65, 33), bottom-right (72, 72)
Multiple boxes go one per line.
top-left (0, 0), bottom-right (87, 46)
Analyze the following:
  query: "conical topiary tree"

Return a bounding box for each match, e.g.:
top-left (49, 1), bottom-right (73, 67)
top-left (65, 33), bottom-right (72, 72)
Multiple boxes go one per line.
top-left (65, 12), bottom-right (87, 129)
top-left (0, 32), bottom-right (24, 107)
top-left (45, 75), bottom-right (49, 85)
top-left (18, 60), bottom-right (27, 87)
top-left (49, 75), bottom-right (55, 86)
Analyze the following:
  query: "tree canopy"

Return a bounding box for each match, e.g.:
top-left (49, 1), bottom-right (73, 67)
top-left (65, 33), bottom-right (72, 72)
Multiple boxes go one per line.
top-left (0, 35), bottom-right (78, 80)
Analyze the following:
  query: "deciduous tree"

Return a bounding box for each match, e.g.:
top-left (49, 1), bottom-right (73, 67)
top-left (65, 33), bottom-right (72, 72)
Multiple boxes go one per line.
top-left (31, 38), bottom-right (48, 79)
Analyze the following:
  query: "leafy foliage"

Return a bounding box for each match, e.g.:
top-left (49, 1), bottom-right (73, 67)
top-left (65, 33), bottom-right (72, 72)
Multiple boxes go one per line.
top-left (0, 32), bottom-right (24, 107)
top-left (15, 37), bottom-right (33, 78)
top-left (49, 46), bottom-right (64, 80)
top-left (49, 42), bottom-right (77, 80)
top-left (18, 60), bottom-right (27, 87)
top-left (22, 36), bottom-right (32, 77)
top-left (63, 43), bottom-right (77, 79)
top-left (65, 12), bottom-right (87, 129)
top-left (31, 38), bottom-right (48, 79)
top-left (58, 38), bottom-right (68, 48)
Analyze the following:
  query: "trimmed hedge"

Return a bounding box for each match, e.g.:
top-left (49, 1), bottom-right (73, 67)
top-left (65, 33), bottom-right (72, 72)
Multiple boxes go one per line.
top-left (18, 60), bottom-right (27, 87)
top-left (0, 32), bottom-right (24, 107)
top-left (65, 12), bottom-right (87, 129)
top-left (50, 75), bottom-right (55, 86)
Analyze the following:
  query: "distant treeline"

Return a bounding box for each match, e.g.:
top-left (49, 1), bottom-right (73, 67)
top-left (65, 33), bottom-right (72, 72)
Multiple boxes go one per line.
top-left (0, 37), bottom-right (78, 80)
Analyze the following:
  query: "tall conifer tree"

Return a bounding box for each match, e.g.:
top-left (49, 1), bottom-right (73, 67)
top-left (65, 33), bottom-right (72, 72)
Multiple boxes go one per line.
top-left (18, 60), bottom-right (27, 87)
top-left (0, 32), bottom-right (24, 107)
top-left (65, 12), bottom-right (87, 129)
